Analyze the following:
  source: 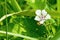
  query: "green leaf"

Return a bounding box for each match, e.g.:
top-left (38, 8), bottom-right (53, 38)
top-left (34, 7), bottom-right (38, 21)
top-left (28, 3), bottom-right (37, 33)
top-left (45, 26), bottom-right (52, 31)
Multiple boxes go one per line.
top-left (51, 31), bottom-right (60, 40)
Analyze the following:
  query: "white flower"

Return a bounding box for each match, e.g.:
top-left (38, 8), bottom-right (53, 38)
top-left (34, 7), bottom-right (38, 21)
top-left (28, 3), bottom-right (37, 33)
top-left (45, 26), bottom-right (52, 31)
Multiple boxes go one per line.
top-left (34, 9), bottom-right (51, 24)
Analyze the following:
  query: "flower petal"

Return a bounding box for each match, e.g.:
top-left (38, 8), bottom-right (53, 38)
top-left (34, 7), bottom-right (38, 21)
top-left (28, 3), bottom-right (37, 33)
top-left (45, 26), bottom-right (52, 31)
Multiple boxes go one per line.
top-left (45, 14), bottom-right (51, 20)
top-left (34, 16), bottom-right (40, 21)
top-left (39, 20), bottom-right (45, 24)
top-left (42, 10), bottom-right (47, 16)
top-left (35, 10), bottom-right (41, 16)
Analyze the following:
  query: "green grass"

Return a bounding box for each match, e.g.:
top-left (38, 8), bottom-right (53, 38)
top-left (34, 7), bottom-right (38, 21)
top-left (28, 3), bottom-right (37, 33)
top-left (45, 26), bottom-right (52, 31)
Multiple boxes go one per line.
top-left (0, 0), bottom-right (60, 40)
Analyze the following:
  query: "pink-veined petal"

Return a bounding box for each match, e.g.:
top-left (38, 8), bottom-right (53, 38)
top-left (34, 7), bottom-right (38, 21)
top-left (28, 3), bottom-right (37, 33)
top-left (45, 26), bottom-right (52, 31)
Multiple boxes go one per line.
top-left (34, 16), bottom-right (40, 21)
top-left (45, 14), bottom-right (51, 20)
top-left (35, 10), bottom-right (41, 16)
top-left (39, 20), bottom-right (45, 24)
top-left (42, 10), bottom-right (47, 16)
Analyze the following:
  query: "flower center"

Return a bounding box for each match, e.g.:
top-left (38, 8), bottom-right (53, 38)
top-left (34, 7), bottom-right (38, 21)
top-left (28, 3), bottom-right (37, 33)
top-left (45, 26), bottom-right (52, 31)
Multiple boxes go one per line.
top-left (40, 15), bottom-right (45, 21)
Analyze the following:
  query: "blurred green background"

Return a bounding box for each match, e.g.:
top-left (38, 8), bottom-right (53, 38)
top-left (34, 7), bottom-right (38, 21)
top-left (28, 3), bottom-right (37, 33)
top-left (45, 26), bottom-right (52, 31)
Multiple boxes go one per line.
top-left (0, 0), bottom-right (60, 40)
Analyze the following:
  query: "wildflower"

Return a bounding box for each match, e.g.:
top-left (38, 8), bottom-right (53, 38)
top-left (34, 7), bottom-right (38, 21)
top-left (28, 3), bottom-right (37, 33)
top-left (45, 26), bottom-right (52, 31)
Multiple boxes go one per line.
top-left (34, 10), bottom-right (51, 24)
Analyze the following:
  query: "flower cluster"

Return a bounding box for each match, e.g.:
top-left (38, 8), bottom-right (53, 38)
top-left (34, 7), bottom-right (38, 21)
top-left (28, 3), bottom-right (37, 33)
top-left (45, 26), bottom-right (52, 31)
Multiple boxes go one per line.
top-left (34, 10), bottom-right (51, 24)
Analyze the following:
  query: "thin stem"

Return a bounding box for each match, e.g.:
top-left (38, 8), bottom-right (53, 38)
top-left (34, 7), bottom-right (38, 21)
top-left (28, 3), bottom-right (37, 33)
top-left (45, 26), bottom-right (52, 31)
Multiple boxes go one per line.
top-left (5, 0), bottom-right (8, 40)
top-left (0, 30), bottom-right (38, 40)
